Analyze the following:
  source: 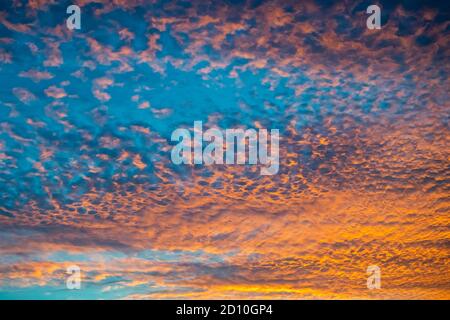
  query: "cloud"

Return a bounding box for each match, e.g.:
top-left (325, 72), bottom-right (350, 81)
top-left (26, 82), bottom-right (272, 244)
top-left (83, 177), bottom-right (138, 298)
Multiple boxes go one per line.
top-left (0, 0), bottom-right (448, 299)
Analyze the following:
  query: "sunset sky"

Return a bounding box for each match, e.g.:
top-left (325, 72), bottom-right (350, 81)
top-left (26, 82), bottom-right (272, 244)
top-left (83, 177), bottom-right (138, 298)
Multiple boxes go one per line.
top-left (0, 0), bottom-right (449, 299)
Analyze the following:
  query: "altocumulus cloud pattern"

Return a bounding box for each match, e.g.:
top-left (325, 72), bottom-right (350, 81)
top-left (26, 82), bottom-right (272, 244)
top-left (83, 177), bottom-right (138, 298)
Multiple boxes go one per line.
top-left (0, 0), bottom-right (449, 299)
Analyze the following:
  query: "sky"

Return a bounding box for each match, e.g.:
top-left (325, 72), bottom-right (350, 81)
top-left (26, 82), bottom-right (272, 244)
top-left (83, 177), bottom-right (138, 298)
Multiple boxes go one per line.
top-left (0, 0), bottom-right (449, 299)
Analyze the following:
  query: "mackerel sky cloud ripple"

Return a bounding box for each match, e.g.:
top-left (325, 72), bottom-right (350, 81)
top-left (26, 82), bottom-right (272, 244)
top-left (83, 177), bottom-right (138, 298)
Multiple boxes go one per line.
top-left (0, 0), bottom-right (449, 299)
